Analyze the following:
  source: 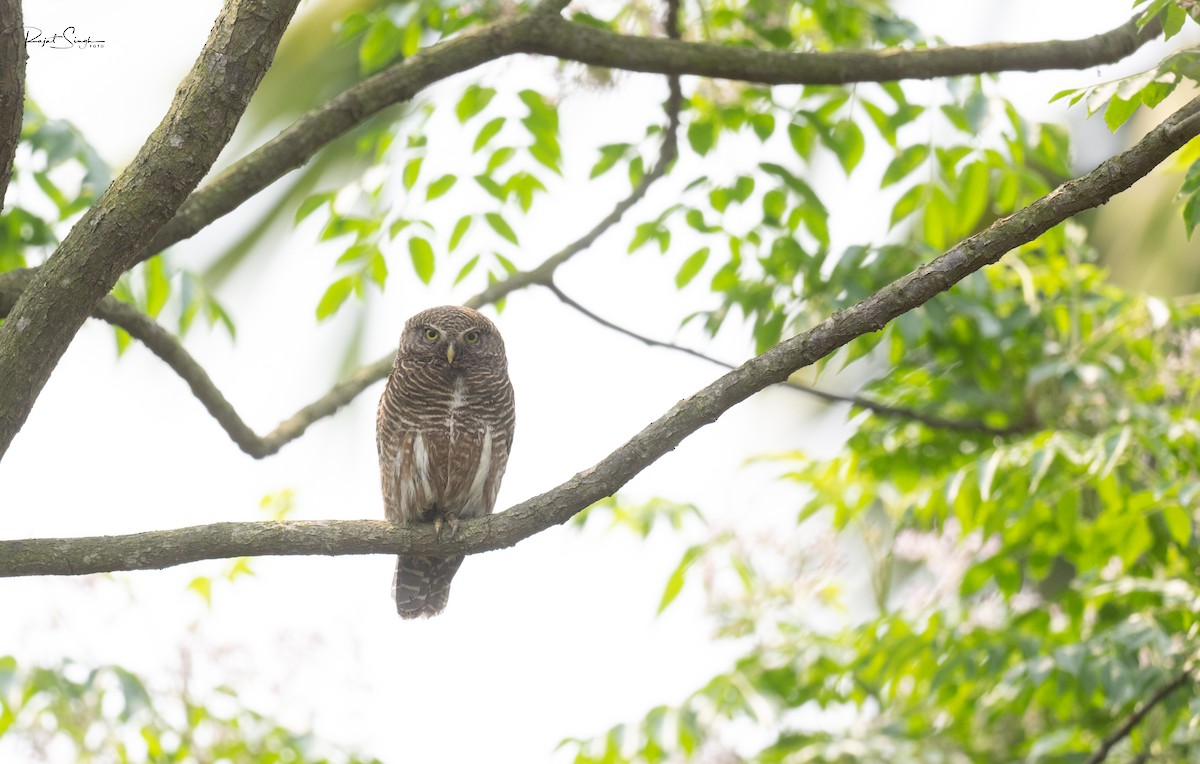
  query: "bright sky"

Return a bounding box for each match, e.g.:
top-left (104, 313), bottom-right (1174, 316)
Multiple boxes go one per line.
top-left (0, 1), bottom-right (1156, 761)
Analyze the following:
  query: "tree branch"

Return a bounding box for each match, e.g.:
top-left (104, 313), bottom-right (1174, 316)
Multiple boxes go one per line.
top-left (526, 13), bottom-right (1159, 85)
top-left (0, 0), bottom-right (302, 462)
top-left (0, 26), bottom-right (684, 460)
top-left (0, 0), bottom-right (25, 211)
top-left (131, 10), bottom-right (1156, 266)
top-left (139, 13), bottom-right (543, 262)
top-left (4, 94), bottom-right (1200, 577)
top-left (1084, 670), bottom-right (1192, 764)
top-left (0, 9), bottom-right (1164, 447)
top-left (0, 77), bottom-right (682, 459)
top-left (544, 283), bottom-right (1036, 437)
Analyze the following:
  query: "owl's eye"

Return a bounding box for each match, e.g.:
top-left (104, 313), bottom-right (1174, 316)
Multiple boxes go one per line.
top-left (463, 329), bottom-right (480, 345)
top-left (423, 328), bottom-right (440, 342)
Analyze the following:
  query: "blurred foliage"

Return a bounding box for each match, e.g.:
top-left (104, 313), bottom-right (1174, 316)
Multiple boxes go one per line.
top-left (0, 656), bottom-right (379, 763)
top-left (7, 0), bottom-right (1200, 761)
top-left (560, 1), bottom-right (1200, 762)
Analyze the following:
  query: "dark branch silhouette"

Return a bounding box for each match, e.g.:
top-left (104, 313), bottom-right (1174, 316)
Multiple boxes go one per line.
top-left (0, 3), bottom-right (1163, 461)
top-left (0, 4), bottom-right (684, 461)
top-left (544, 283), bottom-right (1036, 437)
top-left (0, 0), bottom-right (303, 461)
top-left (1084, 670), bottom-right (1192, 764)
top-left (4, 92), bottom-right (1200, 577)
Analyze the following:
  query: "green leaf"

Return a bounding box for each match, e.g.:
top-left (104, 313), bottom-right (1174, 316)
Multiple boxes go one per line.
top-left (861, 99), bottom-right (895, 146)
top-left (922, 186), bottom-right (954, 250)
top-left (1161, 503), bottom-right (1192, 545)
top-left (528, 139), bottom-right (562, 174)
top-left (675, 247), bottom-right (710, 288)
top-left (881, 145), bottom-right (929, 188)
top-left (829, 120), bottom-right (864, 174)
top-left (187, 576), bottom-right (213, 607)
top-left (1049, 87), bottom-right (1081, 104)
top-left (486, 147), bottom-right (516, 173)
top-left (1162, 1), bottom-right (1187, 39)
top-left (788, 120), bottom-right (815, 158)
top-left (687, 121), bottom-right (716, 156)
top-left (400, 20), bottom-right (421, 57)
top-left (889, 183), bottom-right (926, 229)
top-left (590, 144), bottom-right (630, 179)
top-left (295, 192), bottom-right (333, 224)
top-left (388, 218), bottom-right (411, 239)
top-left (475, 174), bottom-right (506, 201)
top-left (799, 206), bottom-right (829, 248)
top-left (659, 545), bottom-right (704, 614)
top-left (762, 189), bottom-right (786, 223)
top-left (506, 171), bottom-right (546, 213)
top-left (402, 157), bottom-right (423, 191)
top-left (628, 222), bottom-right (658, 254)
top-left (454, 254), bottom-right (480, 285)
top-left (629, 156), bottom-right (645, 187)
top-left (473, 116), bottom-right (505, 153)
top-left (493, 252), bottom-right (518, 274)
top-left (449, 215), bottom-right (472, 252)
top-left (359, 16), bottom-right (403, 74)
top-left (425, 174), bottom-right (457, 201)
top-left (1183, 191), bottom-right (1200, 238)
top-left (957, 160), bottom-right (991, 233)
top-left (143, 256), bottom-right (170, 318)
top-left (1104, 95), bottom-right (1141, 132)
top-left (455, 85), bottom-right (496, 123)
top-left (750, 113), bottom-right (775, 140)
top-left (409, 237), bottom-right (435, 284)
top-left (316, 275), bottom-right (354, 321)
top-left (485, 212), bottom-right (518, 245)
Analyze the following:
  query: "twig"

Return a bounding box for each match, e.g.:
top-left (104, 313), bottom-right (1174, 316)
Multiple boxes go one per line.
top-left (4, 93), bottom-right (1200, 576)
top-left (1084, 670), bottom-right (1192, 764)
top-left (467, 47), bottom-right (682, 307)
top-left (134, 10), bottom-right (1155, 265)
top-left (0, 4), bottom-right (1164, 462)
top-left (0, 0), bottom-right (303, 462)
top-left (0, 57), bottom-right (686, 459)
top-left (545, 283), bottom-right (1035, 437)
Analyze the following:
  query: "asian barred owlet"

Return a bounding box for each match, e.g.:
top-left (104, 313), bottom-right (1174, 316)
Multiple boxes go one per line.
top-left (376, 305), bottom-right (515, 618)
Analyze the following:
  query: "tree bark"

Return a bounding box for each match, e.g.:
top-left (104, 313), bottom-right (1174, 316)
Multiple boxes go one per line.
top-left (0, 0), bottom-right (25, 210)
top-left (0, 0), bottom-right (301, 460)
top-left (3, 94), bottom-right (1199, 577)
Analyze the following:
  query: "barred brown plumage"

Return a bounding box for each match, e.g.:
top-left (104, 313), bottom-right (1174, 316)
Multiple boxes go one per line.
top-left (376, 306), bottom-right (515, 618)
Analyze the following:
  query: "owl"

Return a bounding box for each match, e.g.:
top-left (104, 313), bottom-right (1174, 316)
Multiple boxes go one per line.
top-left (376, 305), bottom-right (516, 618)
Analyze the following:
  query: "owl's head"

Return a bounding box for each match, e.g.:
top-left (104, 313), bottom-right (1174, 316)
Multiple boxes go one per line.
top-left (399, 305), bottom-right (507, 370)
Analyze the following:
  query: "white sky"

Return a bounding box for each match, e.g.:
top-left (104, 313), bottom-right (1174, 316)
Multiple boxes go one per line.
top-left (0, 1), bottom-right (1164, 761)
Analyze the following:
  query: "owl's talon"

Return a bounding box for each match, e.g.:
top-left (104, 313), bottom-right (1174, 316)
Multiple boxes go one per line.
top-left (433, 517), bottom-right (444, 538)
top-left (446, 517), bottom-right (460, 538)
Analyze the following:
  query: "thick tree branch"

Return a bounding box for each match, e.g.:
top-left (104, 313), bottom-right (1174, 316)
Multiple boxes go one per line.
top-left (4, 94), bottom-right (1200, 577)
top-left (545, 283), bottom-right (1036, 437)
top-left (0, 9), bottom-right (1164, 435)
top-left (529, 12), bottom-right (1159, 85)
top-left (0, 0), bottom-right (302, 461)
top-left (0, 0), bottom-right (25, 210)
top-left (132, 11), bottom-right (1155, 265)
top-left (0, 36), bottom-right (684, 459)
top-left (1084, 670), bottom-right (1192, 764)
top-left (0, 81), bottom-right (681, 458)
top-left (140, 13), bottom-right (544, 261)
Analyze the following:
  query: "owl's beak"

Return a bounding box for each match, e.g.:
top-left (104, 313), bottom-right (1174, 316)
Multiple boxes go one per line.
top-left (445, 343), bottom-right (456, 365)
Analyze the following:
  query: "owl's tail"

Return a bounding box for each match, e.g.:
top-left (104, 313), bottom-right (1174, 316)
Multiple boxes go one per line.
top-left (393, 554), bottom-right (465, 619)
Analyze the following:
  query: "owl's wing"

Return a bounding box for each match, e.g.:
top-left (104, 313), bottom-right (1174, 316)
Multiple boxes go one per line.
top-left (377, 374), bottom-right (411, 523)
